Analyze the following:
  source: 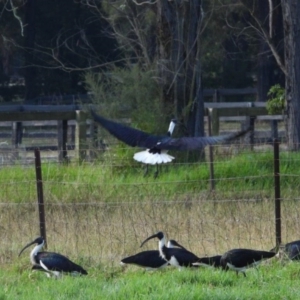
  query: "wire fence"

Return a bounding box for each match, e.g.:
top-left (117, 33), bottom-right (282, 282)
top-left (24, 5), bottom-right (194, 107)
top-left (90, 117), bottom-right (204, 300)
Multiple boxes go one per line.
top-left (1, 139), bottom-right (300, 269)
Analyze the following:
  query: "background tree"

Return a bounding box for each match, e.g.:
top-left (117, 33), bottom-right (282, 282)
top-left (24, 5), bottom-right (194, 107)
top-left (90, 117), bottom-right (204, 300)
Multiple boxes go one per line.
top-left (281, 0), bottom-right (300, 150)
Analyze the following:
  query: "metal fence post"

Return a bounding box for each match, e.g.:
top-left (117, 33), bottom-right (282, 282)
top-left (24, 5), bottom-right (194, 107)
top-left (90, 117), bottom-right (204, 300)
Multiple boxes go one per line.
top-left (34, 148), bottom-right (47, 248)
top-left (273, 139), bottom-right (281, 248)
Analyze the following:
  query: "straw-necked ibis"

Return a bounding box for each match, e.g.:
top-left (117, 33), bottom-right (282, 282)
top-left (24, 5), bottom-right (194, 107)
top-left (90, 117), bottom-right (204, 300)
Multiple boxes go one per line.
top-left (19, 237), bottom-right (88, 278)
top-left (220, 248), bottom-right (276, 277)
top-left (140, 231), bottom-right (201, 269)
top-left (90, 110), bottom-right (249, 168)
top-left (120, 239), bottom-right (187, 270)
top-left (275, 240), bottom-right (300, 260)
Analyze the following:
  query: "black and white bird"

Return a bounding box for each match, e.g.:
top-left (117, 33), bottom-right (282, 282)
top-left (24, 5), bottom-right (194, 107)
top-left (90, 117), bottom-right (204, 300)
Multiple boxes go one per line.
top-left (120, 239), bottom-right (187, 270)
top-left (192, 255), bottom-right (222, 268)
top-left (90, 110), bottom-right (249, 170)
top-left (19, 237), bottom-right (88, 278)
top-left (140, 231), bottom-right (201, 269)
top-left (220, 248), bottom-right (276, 277)
top-left (133, 119), bottom-right (177, 166)
top-left (284, 240), bottom-right (300, 260)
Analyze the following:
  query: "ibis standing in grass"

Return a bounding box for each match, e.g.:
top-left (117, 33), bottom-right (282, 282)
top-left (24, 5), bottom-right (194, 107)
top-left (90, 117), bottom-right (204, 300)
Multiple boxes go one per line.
top-left (220, 248), bottom-right (276, 277)
top-left (19, 237), bottom-right (88, 278)
top-left (90, 110), bottom-right (250, 176)
top-left (120, 239), bottom-right (188, 270)
top-left (140, 231), bottom-right (202, 269)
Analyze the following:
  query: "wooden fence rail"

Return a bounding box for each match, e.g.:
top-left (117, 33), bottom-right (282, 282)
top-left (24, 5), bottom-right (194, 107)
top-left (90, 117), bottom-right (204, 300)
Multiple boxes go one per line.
top-left (0, 103), bottom-right (285, 163)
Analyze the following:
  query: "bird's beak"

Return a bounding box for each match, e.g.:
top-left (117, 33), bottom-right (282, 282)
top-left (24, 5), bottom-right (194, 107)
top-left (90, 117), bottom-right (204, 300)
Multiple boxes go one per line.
top-left (170, 240), bottom-right (187, 251)
top-left (140, 233), bottom-right (160, 248)
top-left (18, 240), bottom-right (36, 257)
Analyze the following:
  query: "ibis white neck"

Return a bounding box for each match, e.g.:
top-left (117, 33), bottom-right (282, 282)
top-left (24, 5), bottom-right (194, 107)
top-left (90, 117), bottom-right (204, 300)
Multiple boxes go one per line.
top-left (30, 241), bottom-right (44, 265)
top-left (158, 236), bottom-right (167, 260)
top-left (168, 121), bottom-right (176, 136)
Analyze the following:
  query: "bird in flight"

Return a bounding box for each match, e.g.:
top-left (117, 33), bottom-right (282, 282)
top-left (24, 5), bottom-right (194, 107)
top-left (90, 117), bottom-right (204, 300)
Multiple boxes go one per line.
top-left (91, 110), bottom-right (249, 174)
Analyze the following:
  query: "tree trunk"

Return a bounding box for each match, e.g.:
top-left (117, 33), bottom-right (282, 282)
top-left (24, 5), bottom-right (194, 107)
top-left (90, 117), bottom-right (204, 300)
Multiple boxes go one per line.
top-left (281, 0), bottom-right (300, 150)
top-left (156, 0), bottom-right (204, 138)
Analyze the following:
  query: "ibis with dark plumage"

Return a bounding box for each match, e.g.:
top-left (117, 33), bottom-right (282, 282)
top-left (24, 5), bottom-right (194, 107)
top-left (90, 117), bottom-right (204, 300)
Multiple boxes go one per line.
top-left (19, 237), bottom-right (88, 278)
top-left (277, 240), bottom-right (300, 260)
top-left (90, 110), bottom-right (250, 169)
top-left (120, 239), bottom-right (188, 270)
top-left (140, 231), bottom-right (201, 269)
top-left (220, 248), bottom-right (276, 277)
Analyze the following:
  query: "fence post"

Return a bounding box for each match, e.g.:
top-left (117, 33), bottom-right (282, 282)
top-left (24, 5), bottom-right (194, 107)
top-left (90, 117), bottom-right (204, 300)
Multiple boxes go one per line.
top-left (207, 109), bottom-right (215, 191)
top-left (75, 110), bottom-right (87, 162)
top-left (209, 108), bottom-right (219, 136)
top-left (34, 149), bottom-right (47, 248)
top-left (273, 139), bottom-right (281, 248)
top-left (57, 120), bottom-right (68, 163)
top-left (89, 120), bottom-right (98, 160)
top-left (271, 120), bottom-right (278, 139)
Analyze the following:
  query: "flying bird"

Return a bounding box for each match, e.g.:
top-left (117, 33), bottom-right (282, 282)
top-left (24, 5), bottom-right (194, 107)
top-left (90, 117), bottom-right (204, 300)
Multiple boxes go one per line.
top-left (133, 119), bottom-right (177, 166)
top-left (90, 110), bottom-right (249, 172)
top-left (19, 237), bottom-right (88, 278)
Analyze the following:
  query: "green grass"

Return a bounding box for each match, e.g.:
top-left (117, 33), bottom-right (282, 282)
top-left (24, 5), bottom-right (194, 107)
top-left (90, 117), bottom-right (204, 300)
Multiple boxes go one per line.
top-left (1, 260), bottom-right (300, 299)
top-left (1, 148), bottom-right (300, 299)
top-left (0, 148), bottom-right (300, 203)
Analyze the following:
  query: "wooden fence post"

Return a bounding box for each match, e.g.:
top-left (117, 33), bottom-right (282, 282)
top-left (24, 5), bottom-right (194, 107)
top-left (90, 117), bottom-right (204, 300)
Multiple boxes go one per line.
top-left (34, 149), bottom-right (47, 248)
top-left (58, 120), bottom-right (68, 163)
top-left (207, 109), bottom-right (215, 191)
top-left (209, 108), bottom-right (219, 136)
top-left (273, 139), bottom-right (281, 248)
top-left (75, 110), bottom-right (87, 162)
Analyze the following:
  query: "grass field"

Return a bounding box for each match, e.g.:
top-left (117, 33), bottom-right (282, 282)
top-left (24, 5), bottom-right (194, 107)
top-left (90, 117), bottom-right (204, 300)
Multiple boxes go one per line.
top-left (1, 260), bottom-right (300, 299)
top-left (1, 145), bottom-right (300, 299)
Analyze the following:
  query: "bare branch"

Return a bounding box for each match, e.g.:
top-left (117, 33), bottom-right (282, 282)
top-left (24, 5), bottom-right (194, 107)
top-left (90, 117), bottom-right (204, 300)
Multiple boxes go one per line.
top-left (9, 0), bottom-right (25, 36)
top-left (132, 0), bottom-right (157, 5)
top-left (248, 9), bottom-right (287, 75)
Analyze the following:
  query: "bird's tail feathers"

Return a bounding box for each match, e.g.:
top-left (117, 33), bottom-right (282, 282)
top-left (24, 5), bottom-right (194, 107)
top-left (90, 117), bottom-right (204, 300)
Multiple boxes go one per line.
top-left (134, 151), bottom-right (174, 165)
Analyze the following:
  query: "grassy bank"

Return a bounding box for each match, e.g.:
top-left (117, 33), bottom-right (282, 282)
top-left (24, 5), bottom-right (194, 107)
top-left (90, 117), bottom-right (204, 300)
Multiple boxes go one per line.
top-left (0, 148), bottom-right (299, 204)
top-left (1, 260), bottom-right (300, 300)
top-left (1, 148), bottom-right (300, 300)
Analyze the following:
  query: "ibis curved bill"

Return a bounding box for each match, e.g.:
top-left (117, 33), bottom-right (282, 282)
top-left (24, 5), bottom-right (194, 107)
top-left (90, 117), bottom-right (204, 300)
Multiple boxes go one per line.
top-left (19, 237), bottom-right (88, 278)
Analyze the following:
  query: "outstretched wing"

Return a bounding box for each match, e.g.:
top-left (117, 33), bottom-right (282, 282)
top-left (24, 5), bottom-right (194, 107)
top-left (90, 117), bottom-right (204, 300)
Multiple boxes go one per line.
top-left (91, 110), bottom-right (164, 148)
top-left (157, 129), bottom-right (250, 151)
top-left (91, 110), bottom-right (250, 151)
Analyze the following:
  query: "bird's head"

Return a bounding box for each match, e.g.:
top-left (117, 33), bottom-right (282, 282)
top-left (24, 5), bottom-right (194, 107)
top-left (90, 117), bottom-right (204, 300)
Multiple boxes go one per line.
top-left (140, 231), bottom-right (165, 248)
top-left (18, 237), bottom-right (45, 257)
top-left (168, 239), bottom-right (187, 251)
top-left (167, 119), bottom-right (177, 136)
